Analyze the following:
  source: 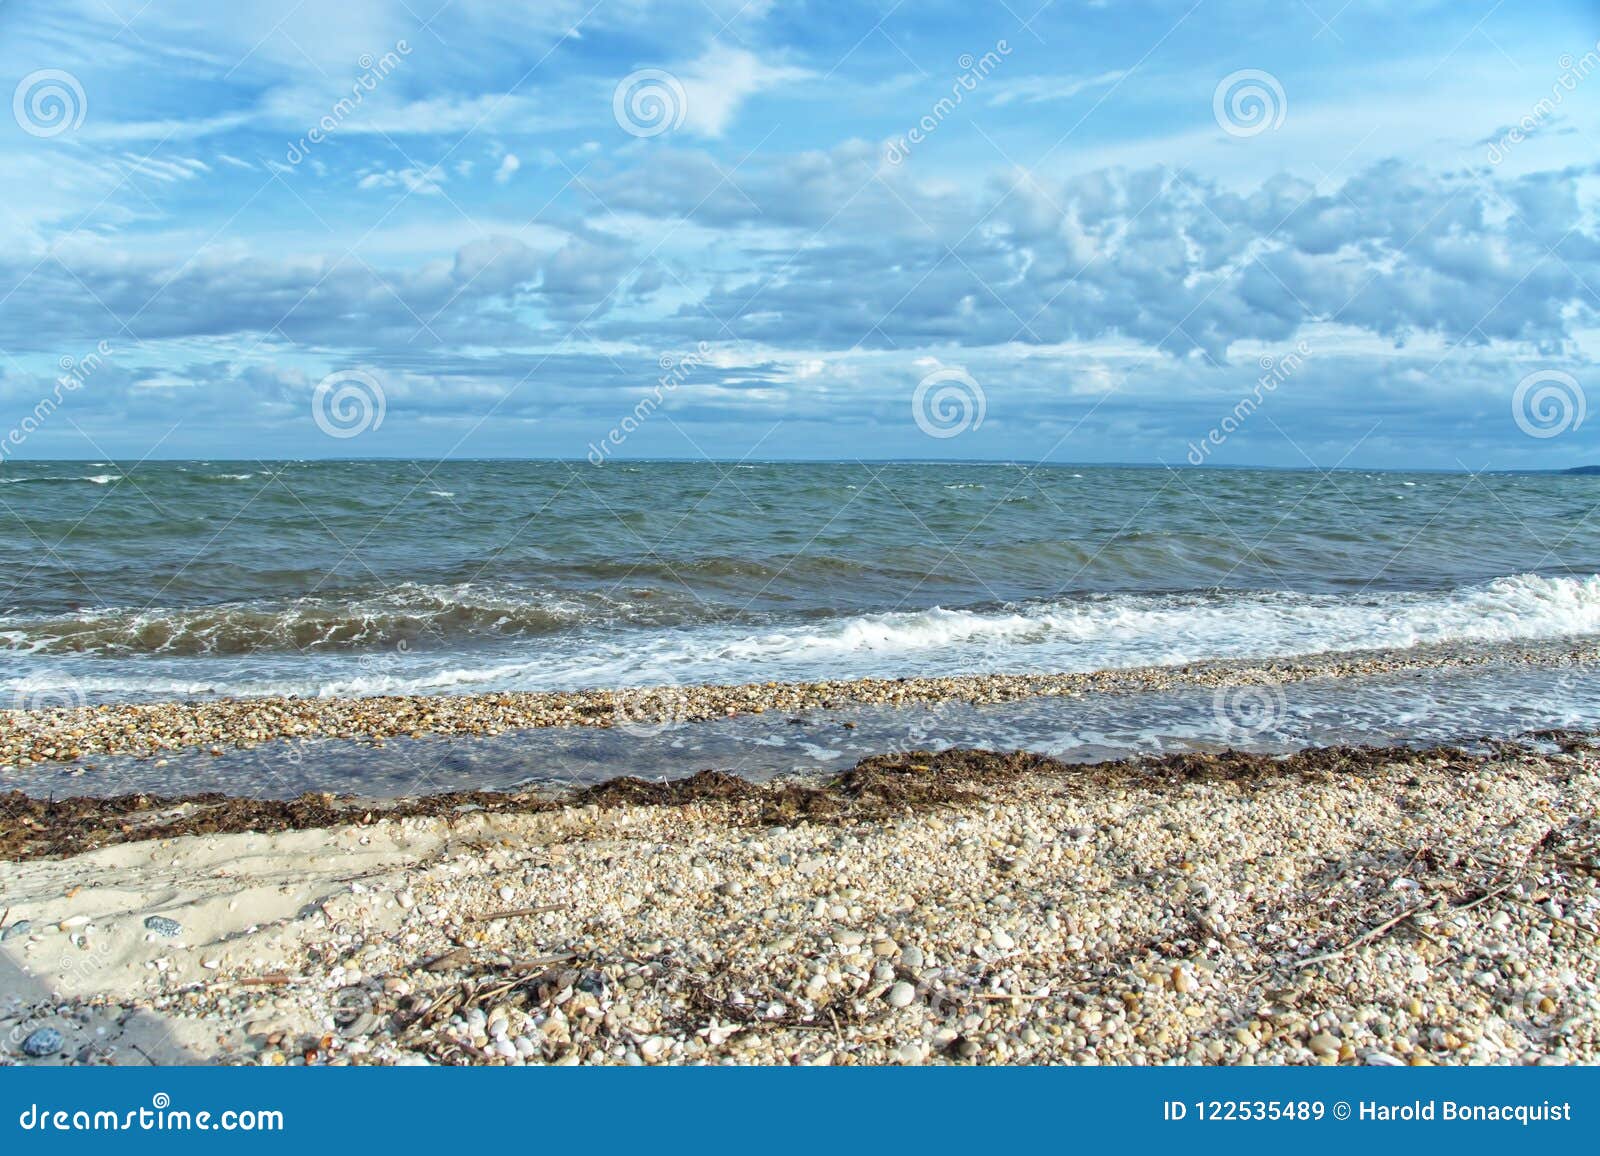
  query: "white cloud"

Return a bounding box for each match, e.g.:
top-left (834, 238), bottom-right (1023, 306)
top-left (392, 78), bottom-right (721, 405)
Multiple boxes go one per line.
top-left (988, 70), bottom-right (1128, 106)
top-left (678, 46), bottom-right (810, 138)
top-left (494, 153), bottom-right (521, 184)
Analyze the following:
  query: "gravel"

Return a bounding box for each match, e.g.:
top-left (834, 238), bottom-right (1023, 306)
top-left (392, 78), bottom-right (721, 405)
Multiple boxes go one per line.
top-left (3, 736), bottom-right (1597, 1066)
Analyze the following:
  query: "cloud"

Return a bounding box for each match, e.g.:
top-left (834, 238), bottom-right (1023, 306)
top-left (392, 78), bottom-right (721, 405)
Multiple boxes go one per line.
top-left (357, 166), bottom-right (447, 195)
top-left (494, 153), bottom-right (521, 184)
top-left (676, 45), bottom-right (810, 138)
top-left (988, 70), bottom-right (1128, 106)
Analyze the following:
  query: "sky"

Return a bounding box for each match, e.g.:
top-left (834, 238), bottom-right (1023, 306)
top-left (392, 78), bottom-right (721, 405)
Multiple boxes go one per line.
top-left (0, 0), bottom-right (1597, 469)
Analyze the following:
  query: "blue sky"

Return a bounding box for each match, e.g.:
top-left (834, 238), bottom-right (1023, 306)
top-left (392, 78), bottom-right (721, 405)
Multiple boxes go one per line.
top-left (0, 0), bottom-right (1597, 468)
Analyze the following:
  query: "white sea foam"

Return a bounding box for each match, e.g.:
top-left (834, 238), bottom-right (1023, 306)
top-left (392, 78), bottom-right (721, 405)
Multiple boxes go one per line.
top-left (8, 573), bottom-right (1600, 703)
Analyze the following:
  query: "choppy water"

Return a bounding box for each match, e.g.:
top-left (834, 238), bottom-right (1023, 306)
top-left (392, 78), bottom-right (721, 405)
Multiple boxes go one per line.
top-left (3, 460), bottom-right (1600, 704)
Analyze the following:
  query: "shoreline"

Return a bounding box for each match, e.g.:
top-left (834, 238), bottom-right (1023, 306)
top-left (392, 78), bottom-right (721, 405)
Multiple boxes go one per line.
top-left (2, 738), bottom-right (1596, 1065)
top-left (5, 634), bottom-right (1599, 770)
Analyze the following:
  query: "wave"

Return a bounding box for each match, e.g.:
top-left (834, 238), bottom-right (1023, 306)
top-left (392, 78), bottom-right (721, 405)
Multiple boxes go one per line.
top-left (0, 473), bottom-right (122, 485)
top-left (700, 573), bottom-right (1600, 668)
top-left (0, 583), bottom-right (651, 657)
top-left (6, 573), bottom-right (1599, 701)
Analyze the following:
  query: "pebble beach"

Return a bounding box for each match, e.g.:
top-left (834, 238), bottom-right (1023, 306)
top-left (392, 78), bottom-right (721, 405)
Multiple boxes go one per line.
top-left (6, 635), bottom-right (1599, 770)
top-left (3, 738), bottom-right (1598, 1066)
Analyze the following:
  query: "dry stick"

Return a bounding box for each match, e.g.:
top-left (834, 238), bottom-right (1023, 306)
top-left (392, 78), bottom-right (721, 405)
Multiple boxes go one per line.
top-left (466, 904), bottom-right (563, 923)
top-left (1510, 897), bottom-right (1600, 941)
top-left (1292, 882), bottom-right (1517, 971)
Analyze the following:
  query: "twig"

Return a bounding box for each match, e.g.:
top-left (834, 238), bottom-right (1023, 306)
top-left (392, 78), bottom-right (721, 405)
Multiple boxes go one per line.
top-left (466, 904), bottom-right (562, 923)
top-left (1510, 897), bottom-right (1600, 941)
top-left (1292, 899), bottom-right (1440, 969)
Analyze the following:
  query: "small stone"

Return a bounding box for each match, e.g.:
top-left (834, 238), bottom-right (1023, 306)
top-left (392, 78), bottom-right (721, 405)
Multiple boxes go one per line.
top-left (990, 927), bottom-right (1015, 951)
top-left (1172, 967), bottom-right (1195, 993)
top-left (1308, 1033), bottom-right (1340, 1057)
top-left (22, 1027), bottom-right (62, 1057)
top-left (144, 915), bottom-right (181, 938)
top-left (887, 981), bottom-right (916, 1008)
top-left (900, 945), bottom-right (924, 968)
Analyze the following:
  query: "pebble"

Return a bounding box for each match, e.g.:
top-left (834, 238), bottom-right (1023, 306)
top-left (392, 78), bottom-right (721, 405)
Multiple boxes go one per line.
top-left (21, 1027), bottom-right (62, 1057)
top-left (143, 915), bottom-right (182, 938)
top-left (6, 714), bottom-right (1600, 1070)
top-left (8, 639), bottom-right (1580, 766)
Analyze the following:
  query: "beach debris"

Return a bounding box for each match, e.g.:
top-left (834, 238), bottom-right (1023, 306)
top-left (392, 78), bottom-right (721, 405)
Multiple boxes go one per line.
top-left (143, 915), bottom-right (182, 938)
top-left (1, 919), bottom-right (30, 941)
top-left (20, 1027), bottom-right (62, 1057)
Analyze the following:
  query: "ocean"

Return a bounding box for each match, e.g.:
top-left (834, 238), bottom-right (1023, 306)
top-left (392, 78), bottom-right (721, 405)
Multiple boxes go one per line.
top-left (5, 459), bottom-right (1600, 796)
top-left (3, 459), bottom-right (1600, 704)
